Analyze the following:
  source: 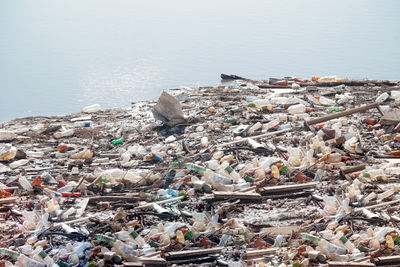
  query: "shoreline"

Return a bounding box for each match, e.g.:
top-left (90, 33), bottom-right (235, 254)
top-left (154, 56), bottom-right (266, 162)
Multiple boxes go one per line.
top-left (1, 75), bottom-right (400, 266)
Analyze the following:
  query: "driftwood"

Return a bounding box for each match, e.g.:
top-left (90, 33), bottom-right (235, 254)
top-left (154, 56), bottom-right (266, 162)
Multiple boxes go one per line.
top-left (340, 165), bottom-right (366, 176)
top-left (328, 262), bottom-right (375, 267)
top-left (245, 248), bottom-right (277, 258)
top-left (164, 247), bottom-right (223, 260)
top-left (260, 183), bottom-right (317, 195)
top-left (213, 191), bottom-right (262, 200)
top-left (214, 128), bottom-right (291, 149)
top-left (305, 102), bottom-right (380, 127)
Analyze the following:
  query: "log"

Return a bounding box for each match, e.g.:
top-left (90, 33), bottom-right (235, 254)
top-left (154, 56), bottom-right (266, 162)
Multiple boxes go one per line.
top-left (164, 247), bottom-right (223, 259)
top-left (305, 102), bottom-right (380, 127)
top-left (220, 73), bottom-right (247, 80)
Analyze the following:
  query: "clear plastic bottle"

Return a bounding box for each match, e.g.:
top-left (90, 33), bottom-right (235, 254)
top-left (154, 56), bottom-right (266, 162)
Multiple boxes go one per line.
top-left (17, 254), bottom-right (45, 267)
top-left (32, 248), bottom-right (55, 266)
top-left (287, 104), bottom-right (306, 114)
top-left (54, 129), bottom-right (75, 139)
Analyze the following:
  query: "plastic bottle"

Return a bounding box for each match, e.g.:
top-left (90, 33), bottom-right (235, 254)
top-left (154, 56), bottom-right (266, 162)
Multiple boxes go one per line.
top-left (32, 248), bottom-right (55, 266)
top-left (17, 254), bottom-right (45, 267)
top-left (81, 104), bottom-right (101, 113)
top-left (200, 136), bottom-right (209, 148)
top-left (271, 165), bottom-right (279, 178)
top-left (0, 248), bottom-right (20, 259)
top-left (274, 235), bottom-right (285, 247)
top-left (262, 119), bottom-right (280, 132)
top-left (70, 149), bottom-right (93, 160)
top-left (317, 239), bottom-right (347, 256)
top-left (0, 145), bottom-right (17, 161)
top-left (223, 164), bottom-right (241, 182)
top-left (61, 207), bottom-right (76, 219)
top-left (363, 192), bottom-right (376, 205)
top-left (0, 130), bottom-right (16, 141)
top-left (376, 92), bottom-right (389, 103)
top-left (248, 122), bottom-right (262, 134)
top-left (176, 230), bottom-right (185, 244)
top-left (96, 234), bottom-right (116, 245)
top-left (19, 176), bottom-right (33, 191)
top-left (113, 240), bottom-right (137, 260)
top-left (186, 163), bottom-right (206, 174)
top-left (336, 232), bottom-right (356, 252)
top-left (112, 138), bottom-right (124, 145)
top-left (9, 159), bottom-right (29, 169)
top-left (54, 129), bottom-right (75, 139)
top-left (301, 233), bottom-right (320, 244)
top-left (378, 189), bottom-right (394, 200)
top-left (129, 230), bottom-right (146, 247)
top-left (287, 104), bottom-right (306, 114)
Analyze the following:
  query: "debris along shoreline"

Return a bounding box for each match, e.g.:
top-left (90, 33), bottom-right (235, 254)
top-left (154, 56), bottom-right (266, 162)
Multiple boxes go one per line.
top-left (1, 75), bottom-right (400, 267)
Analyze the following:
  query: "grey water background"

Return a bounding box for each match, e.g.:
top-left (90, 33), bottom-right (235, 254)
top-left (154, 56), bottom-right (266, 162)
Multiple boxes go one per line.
top-left (1, 0), bottom-right (399, 122)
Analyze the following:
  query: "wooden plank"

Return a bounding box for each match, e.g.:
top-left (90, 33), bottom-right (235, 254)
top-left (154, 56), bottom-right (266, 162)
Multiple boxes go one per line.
top-left (213, 191), bottom-right (262, 200)
top-left (328, 261), bottom-right (375, 267)
top-left (380, 109), bottom-right (400, 125)
top-left (260, 182), bottom-right (317, 194)
top-left (0, 197), bottom-right (17, 205)
top-left (340, 165), bottom-right (366, 175)
top-left (164, 247), bottom-right (222, 259)
top-left (246, 248), bottom-right (277, 257)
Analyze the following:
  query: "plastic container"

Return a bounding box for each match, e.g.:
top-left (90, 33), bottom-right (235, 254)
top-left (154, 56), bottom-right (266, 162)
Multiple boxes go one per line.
top-left (287, 104), bottom-right (306, 114)
top-left (81, 103), bottom-right (101, 113)
top-left (54, 129), bottom-right (75, 139)
top-left (19, 176), bottom-right (33, 191)
top-left (0, 130), bottom-right (16, 141)
top-left (376, 92), bottom-right (389, 103)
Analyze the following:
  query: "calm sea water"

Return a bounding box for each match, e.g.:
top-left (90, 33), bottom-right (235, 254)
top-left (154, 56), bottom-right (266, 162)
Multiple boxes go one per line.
top-left (1, 0), bottom-right (399, 122)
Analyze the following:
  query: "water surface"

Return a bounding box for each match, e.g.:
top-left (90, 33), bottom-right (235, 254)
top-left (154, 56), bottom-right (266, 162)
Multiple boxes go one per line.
top-left (1, 0), bottom-right (399, 121)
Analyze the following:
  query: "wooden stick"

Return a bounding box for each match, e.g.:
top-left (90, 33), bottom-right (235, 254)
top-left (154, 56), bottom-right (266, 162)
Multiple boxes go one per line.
top-left (340, 165), bottom-right (366, 176)
top-left (0, 197), bottom-right (17, 205)
top-left (213, 191), bottom-right (262, 200)
top-left (135, 196), bottom-right (185, 209)
top-left (356, 199), bottom-right (400, 211)
top-left (305, 102), bottom-right (380, 127)
top-left (328, 261), bottom-right (375, 267)
top-left (246, 248), bottom-right (278, 257)
top-left (164, 247), bottom-right (223, 259)
top-left (260, 182), bottom-right (317, 194)
top-left (215, 128), bottom-right (291, 149)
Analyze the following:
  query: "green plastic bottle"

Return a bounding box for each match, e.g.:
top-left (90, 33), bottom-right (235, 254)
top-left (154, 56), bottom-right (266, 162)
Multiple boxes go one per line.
top-left (112, 138), bottom-right (124, 145)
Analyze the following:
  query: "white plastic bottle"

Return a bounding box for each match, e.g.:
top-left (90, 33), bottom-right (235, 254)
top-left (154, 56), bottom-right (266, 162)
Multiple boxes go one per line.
top-left (287, 104), bottom-right (306, 114)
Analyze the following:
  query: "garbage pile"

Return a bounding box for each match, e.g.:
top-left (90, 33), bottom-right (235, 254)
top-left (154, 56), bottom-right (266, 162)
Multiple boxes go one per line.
top-left (1, 74), bottom-right (400, 267)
